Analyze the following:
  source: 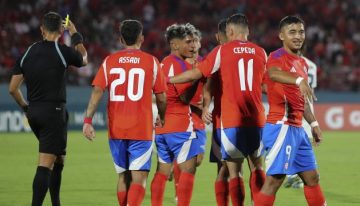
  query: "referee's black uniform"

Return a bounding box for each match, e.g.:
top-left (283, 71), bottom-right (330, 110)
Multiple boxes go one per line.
top-left (12, 40), bottom-right (83, 155)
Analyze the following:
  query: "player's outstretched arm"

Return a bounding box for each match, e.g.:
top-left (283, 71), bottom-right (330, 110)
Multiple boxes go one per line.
top-left (169, 68), bottom-right (203, 84)
top-left (9, 74), bottom-right (28, 112)
top-left (202, 78), bottom-right (212, 124)
top-left (155, 92), bottom-right (167, 127)
top-left (268, 67), bottom-right (317, 102)
top-left (304, 102), bottom-right (322, 146)
top-left (83, 86), bottom-right (104, 141)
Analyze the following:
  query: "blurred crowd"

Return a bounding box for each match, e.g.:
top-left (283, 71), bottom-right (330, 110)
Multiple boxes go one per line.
top-left (1, 0), bottom-right (359, 91)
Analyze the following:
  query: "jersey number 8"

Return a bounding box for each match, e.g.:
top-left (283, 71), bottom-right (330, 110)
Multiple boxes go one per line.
top-left (110, 68), bottom-right (145, 102)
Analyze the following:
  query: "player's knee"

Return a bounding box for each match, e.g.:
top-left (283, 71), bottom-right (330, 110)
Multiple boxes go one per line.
top-left (304, 173), bottom-right (320, 186)
top-left (196, 155), bottom-right (204, 167)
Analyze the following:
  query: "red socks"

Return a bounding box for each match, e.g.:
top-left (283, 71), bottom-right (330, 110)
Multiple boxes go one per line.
top-left (151, 172), bottom-right (168, 206)
top-left (177, 172), bottom-right (195, 206)
top-left (228, 177), bottom-right (245, 206)
top-left (215, 180), bottom-right (229, 206)
top-left (254, 192), bottom-right (275, 206)
top-left (250, 169), bottom-right (266, 200)
top-left (304, 184), bottom-right (327, 206)
top-left (127, 184), bottom-right (145, 206)
top-left (173, 162), bottom-right (181, 197)
top-left (117, 191), bottom-right (127, 206)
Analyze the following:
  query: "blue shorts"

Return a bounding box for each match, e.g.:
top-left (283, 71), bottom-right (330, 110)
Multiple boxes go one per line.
top-left (221, 127), bottom-right (262, 160)
top-left (262, 123), bottom-right (317, 175)
top-left (155, 132), bottom-right (201, 164)
top-left (109, 139), bottom-right (153, 173)
top-left (194, 129), bottom-right (207, 154)
top-left (209, 128), bottom-right (222, 163)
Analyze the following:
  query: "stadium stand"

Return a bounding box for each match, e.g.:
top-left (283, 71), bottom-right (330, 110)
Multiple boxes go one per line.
top-left (0, 0), bottom-right (359, 91)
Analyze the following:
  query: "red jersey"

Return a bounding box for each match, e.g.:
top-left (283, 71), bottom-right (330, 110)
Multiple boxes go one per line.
top-left (199, 40), bottom-right (267, 128)
top-left (92, 49), bottom-right (167, 140)
top-left (211, 71), bottom-right (222, 129)
top-left (265, 48), bottom-right (308, 127)
top-left (155, 54), bottom-right (194, 134)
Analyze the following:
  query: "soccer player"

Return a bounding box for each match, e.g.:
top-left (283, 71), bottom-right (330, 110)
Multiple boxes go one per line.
top-left (9, 12), bottom-right (87, 206)
top-left (151, 23), bottom-right (200, 206)
top-left (185, 23), bottom-right (207, 167)
top-left (254, 16), bottom-right (327, 206)
top-left (170, 23), bottom-right (206, 202)
top-left (82, 19), bottom-right (167, 206)
top-left (168, 13), bottom-right (267, 206)
top-left (203, 18), bottom-right (230, 206)
top-left (284, 56), bottom-right (318, 189)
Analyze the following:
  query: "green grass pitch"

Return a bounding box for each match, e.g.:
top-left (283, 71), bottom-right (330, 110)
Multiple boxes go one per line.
top-left (0, 131), bottom-right (359, 205)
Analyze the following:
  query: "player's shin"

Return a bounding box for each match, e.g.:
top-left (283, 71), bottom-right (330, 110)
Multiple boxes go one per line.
top-left (151, 172), bottom-right (168, 206)
top-left (177, 172), bottom-right (195, 206)
top-left (304, 184), bottom-right (326, 206)
top-left (250, 169), bottom-right (266, 198)
top-left (127, 183), bottom-right (145, 206)
top-left (228, 177), bottom-right (245, 206)
top-left (215, 180), bottom-right (229, 206)
top-left (254, 192), bottom-right (275, 206)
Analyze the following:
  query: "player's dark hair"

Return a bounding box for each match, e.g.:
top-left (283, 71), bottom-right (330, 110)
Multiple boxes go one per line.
top-left (226, 13), bottom-right (248, 27)
top-left (165, 24), bottom-right (193, 44)
top-left (218, 18), bottom-right (227, 34)
top-left (185, 23), bottom-right (201, 39)
top-left (120, 19), bottom-right (143, 45)
top-left (279, 15), bottom-right (305, 30)
top-left (42, 12), bottom-right (62, 32)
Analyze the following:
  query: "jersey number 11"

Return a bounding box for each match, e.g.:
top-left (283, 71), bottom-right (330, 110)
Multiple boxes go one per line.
top-left (238, 58), bottom-right (253, 91)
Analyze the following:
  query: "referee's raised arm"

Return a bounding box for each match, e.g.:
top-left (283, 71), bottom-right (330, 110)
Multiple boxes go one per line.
top-left (63, 18), bottom-right (88, 66)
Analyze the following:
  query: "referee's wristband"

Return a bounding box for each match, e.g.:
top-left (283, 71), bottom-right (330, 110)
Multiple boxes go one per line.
top-left (295, 77), bottom-right (304, 86)
top-left (84, 117), bottom-right (92, 125)
top-left (71, 32), bottom-right (84, 46)
top-left (310, 121), bottom-right (319, 128)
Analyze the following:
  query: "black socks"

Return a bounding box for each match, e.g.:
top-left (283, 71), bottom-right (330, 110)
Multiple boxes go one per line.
top-left (32, 166), bottom-right (51, 206)
top-left (49, 163), bottom-right (64, 206)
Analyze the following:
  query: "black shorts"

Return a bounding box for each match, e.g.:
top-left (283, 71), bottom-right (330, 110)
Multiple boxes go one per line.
top-left (27, 102), bottom-right (68, 155)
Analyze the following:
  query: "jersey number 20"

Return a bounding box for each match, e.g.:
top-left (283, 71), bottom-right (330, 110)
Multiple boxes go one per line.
top-left (238, 58), bottom-right (253, 91)
top-left (110, 68), bottom-right (145, 101)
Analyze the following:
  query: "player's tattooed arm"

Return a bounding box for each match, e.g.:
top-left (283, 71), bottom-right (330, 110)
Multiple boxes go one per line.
top-left (85, 86), bottom-right (104, 118)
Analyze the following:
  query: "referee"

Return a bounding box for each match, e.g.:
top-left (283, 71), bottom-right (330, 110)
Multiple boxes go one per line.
top-left (9, 12), bottom-right (87, 206)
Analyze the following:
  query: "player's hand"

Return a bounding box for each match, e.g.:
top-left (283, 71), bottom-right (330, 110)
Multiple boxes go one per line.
top-left (202, 108), bottom-right (212, 124)
top-left (311, 126), bottom-right (322, 146)
top-left (299, 80), bottom-right (317, 103)
top-left (83, 123), bottom-right (95, 141)
top-left (62, 19), bottom-right (77, 35)
top-left (155, 115), bottom-right (164, 128)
